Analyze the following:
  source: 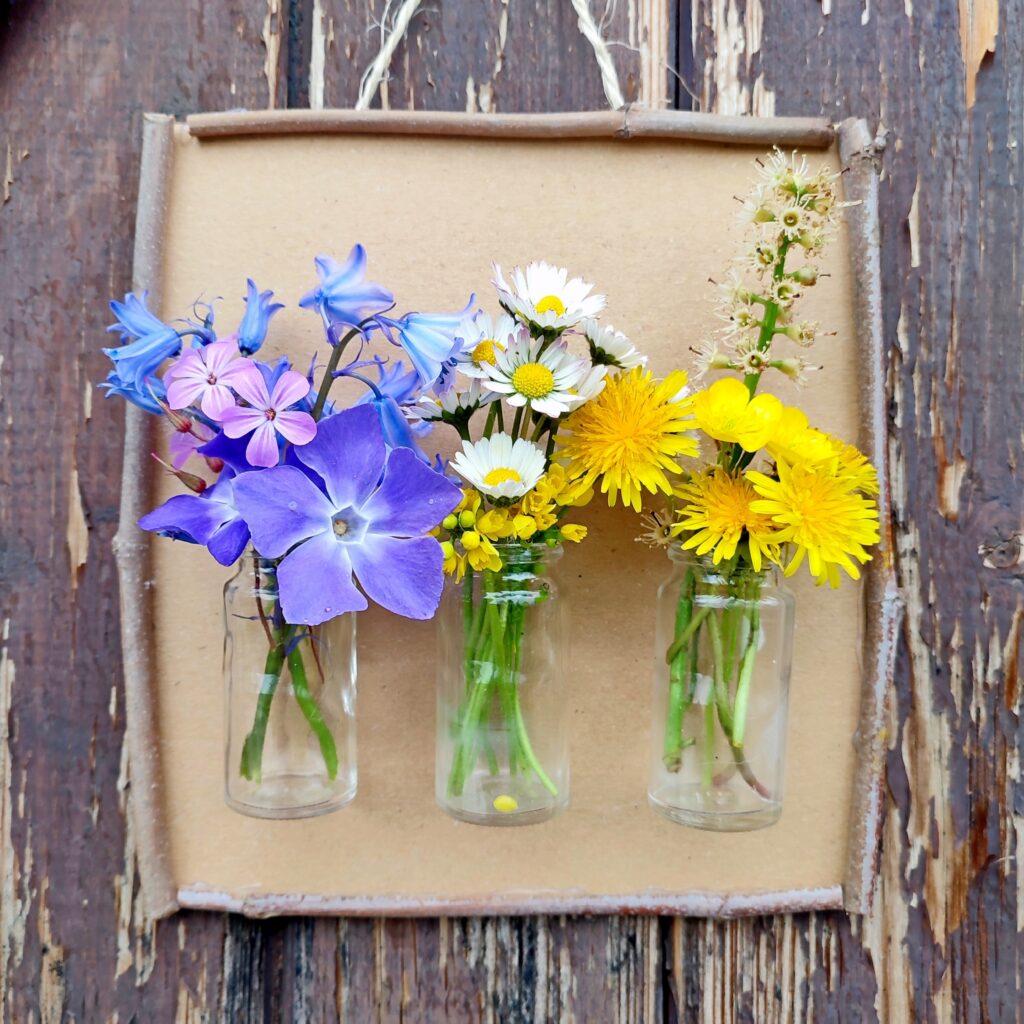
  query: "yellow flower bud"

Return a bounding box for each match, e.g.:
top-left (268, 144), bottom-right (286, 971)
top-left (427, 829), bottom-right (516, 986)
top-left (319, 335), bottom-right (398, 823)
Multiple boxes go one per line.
top-left (461, 530), bottom-right (481, 550)
top-left (560, 524), bottom-right (588, 543)
top-left (442, 513), bottom-right (458, 530)
top-left (440, 541), bottom-right (455, 558)
top-left (459, 509), bottom-right (477, 528)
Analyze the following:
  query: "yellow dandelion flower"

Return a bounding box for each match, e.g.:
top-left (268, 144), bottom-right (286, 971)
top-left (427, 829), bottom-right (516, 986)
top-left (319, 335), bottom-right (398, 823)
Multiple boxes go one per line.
top-left (557, 367), bottom-right (697, 512)
top-left (766, 406), bottom-right (834, 466)
top-left (692, 377), bottom-right (783, 453)
top-left (827, 436), bottom-right (879, 495)
top-left (673, 468), bottom-right (780, 571)
top-left (747, 459), bottom-right (880, 588)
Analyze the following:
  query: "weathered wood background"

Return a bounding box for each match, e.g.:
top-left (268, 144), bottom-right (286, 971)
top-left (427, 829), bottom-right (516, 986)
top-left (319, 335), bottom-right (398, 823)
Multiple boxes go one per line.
top-left (1, 0), bottom-right (1021, 1019)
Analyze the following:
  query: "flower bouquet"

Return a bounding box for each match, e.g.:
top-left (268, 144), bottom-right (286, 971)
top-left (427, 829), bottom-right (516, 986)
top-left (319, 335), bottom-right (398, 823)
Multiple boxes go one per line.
top-left (427, 259), bottom-right (689, 824)
top-left (645, 150), bottom-right (882, 830)
top-left (101, 246), bottom-right (466, 818)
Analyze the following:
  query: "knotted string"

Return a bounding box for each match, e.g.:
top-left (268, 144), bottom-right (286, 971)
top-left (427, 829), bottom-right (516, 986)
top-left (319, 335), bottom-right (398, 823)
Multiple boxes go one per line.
top-left (354, 0), bottom-right (626, 112)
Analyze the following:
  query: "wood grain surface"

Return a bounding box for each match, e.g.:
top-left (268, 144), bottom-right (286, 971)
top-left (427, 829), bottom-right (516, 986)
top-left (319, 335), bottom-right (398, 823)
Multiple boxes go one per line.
top-left (0, 0), bottom-right (1020, 1021)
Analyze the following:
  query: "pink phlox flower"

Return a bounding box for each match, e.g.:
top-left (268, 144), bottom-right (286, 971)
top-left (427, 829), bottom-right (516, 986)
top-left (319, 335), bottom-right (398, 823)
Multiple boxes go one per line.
top-left (165, 339), bottom-right (248, 419)
top-left (219, 364), bottom-right (317, 468)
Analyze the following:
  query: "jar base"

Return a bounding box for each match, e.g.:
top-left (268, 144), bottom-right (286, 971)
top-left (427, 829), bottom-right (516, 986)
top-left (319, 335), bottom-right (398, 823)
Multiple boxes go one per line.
top-left (647, 788), bottom-right (781, 832)
top-left (437, 798), bottom-right (565, 827)
top-left (226, 773), bottom-right (357, 820)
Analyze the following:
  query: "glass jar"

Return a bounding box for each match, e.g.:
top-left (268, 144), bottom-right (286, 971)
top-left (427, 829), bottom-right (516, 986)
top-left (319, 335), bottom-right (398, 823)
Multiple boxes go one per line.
top-left (436, 543), bottom-right (569, 825)
top-left (224, 551), bottom-right (357, 818)
top-left (648, 547), bottom-right (795, 831)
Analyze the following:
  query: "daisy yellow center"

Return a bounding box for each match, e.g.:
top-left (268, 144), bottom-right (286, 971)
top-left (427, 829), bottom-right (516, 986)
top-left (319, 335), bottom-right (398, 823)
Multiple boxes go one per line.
top-left (511, 362), bottom-right (556, 399)
top-left (535, 294), bottom-right (566, 316)
top-left (483, 467), bottom-right (522, 486)
top-left (471, 339), bottom-right (499, 365)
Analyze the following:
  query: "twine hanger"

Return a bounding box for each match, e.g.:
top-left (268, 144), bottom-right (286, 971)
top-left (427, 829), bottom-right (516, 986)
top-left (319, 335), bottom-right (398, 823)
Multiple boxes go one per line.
top-left (354, 0), bottom-right (626, 111)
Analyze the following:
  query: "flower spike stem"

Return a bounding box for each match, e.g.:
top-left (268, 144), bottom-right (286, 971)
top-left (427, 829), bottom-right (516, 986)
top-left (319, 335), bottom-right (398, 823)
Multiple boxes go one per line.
top-left (662, 568), bottom-right (771, 801)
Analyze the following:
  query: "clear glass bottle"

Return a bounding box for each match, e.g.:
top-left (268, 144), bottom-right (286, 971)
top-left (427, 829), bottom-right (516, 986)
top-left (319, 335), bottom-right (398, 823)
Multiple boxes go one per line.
top-left (648, 546), bottom-right (795, 831)
top-left (224, 551), bottom-right (357, 818)
top-left (436, 543), bottom-right (569, 825)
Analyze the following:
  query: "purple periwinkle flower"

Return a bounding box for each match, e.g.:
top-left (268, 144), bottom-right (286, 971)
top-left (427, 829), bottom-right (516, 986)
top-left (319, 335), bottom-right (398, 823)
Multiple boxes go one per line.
top-left (139, 475), bottom-right (250, 566)
top-left (165, 339), bottom-right (249, 419)
top-left (219, 363), bottom-right (316, 468)
top-left (237, 279), bottom-right (284, 356)
top-left (233, 405), bottom-right (461, 625)
top-left (299, 245), bottom-right (394, 330)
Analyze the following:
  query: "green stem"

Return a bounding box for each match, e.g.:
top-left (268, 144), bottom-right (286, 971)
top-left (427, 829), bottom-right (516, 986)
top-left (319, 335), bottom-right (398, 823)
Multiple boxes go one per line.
top-left (702, 700), bottom-right (715, 788)
top-left (239, 636), bottom-right (288, 782)
top-left (663, 570), bottom-right (695, 771)
top-left (730, 587), bottom-right (761, 748)
top-left (310, 324), bottom-right (365, 421)
top-left (287, 642), bottom-right (339, 780)
top-left (665, 606), bottom-right (712, 664)
top-left (706, 612), bottom-right (734, 736)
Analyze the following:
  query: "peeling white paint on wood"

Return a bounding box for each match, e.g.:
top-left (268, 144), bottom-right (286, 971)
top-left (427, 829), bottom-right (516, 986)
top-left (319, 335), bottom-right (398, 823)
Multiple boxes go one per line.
top-left (67, 468), bottom-right (88, 585)
top-left (262, 0), bottom-right (282, 109)
top-left (309, 0), bottom-right (331, 110)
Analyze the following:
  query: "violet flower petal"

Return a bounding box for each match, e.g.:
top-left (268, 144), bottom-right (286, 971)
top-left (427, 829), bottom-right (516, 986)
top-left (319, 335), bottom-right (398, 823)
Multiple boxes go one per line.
top-left (278, 531), bottom-right (368, 625)
top-left (231, 363), bottom-right (271, 408)
top-left (138, 493), bottom-right (230, 545)
top-left (245, 422), bottom-right (280, 468)
top-left (361, 447), bottom-right (461, 536)
top-left (269, 369), bottom-right (311, 410)
top-left (166, 377), bottom-right (206, 411)
top-left (294, 405), bottom-right (385, 509)
top-left (199, 384), bottom-right (237, 420)
top-left (207, 516), bottom-right (251, 566)
top-left (232, 465), bottom-right (334, 558)
top-left (347, 534), bottom-right (444, 620)
top-left (273, 409), bottom-right (316, 445)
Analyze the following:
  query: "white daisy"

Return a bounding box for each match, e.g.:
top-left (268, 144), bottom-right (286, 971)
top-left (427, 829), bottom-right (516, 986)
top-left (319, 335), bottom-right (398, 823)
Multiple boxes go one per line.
top-left (564, 364), bottom-right (608, 411)
top-left (482, 334), bottom-right (589, 418)
top-left (581, 319), bottom-right (647, 371)
top-left (492, 261), bottom-right (605, 333)
top-left (409, 378), bottom-right (497, 423)
top-left (451, 434), bottom-right (546, 500)
top-left (453, 311), bottom-right (525, 380)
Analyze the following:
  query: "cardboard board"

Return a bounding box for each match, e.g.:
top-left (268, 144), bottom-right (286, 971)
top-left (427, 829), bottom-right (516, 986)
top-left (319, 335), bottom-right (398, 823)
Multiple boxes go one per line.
top-left (117, 110), bottom-right (899, 919)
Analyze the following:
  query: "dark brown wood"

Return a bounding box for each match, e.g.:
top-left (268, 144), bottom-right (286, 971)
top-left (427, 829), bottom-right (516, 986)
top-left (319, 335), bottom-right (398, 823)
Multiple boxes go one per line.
top-left (2, 0), bottom-right (1021, 1020)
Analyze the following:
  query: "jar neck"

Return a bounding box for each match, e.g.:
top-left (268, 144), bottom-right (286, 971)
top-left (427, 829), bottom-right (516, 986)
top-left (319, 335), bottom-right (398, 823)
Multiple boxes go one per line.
top-left (490, 542), bottom-right (564, 569)
top-left (666, 543), bottom-right (780, 586)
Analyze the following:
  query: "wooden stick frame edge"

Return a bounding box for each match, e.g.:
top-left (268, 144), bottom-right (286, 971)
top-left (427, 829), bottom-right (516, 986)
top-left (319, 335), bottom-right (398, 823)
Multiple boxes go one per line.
top-left (184, 107), bottom-right (835, 148)
top-left (115, 113), bottom-right (180, 919)
top-left (121, 111), bottom-right (893, 920)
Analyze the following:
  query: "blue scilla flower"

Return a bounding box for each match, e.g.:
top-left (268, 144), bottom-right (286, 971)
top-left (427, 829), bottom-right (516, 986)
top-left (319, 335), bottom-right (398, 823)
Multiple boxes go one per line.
top-left (104, 291), bottom-right (183, 390)
top-left (237, 279), bottom-right (284, 356)
top-left (299, 245), bottom-right (394, 330)
top-left (99, 370), bottom-right (168, 415)
top-left (375, 297), bottom-right (474, 390)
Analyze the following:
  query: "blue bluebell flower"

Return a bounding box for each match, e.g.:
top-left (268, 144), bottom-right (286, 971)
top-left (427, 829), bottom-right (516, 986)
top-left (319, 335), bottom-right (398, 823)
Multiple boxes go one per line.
top-left (375, 296), bottom-right (475, 390)
top-left (104, 291), bottom-right (182, 389)
top-left (236, 279), bottom-right (284, 356)
top-left (299, 245), bottom-right (394, 330)
top-left (99, 371), bottom-right (168, 415)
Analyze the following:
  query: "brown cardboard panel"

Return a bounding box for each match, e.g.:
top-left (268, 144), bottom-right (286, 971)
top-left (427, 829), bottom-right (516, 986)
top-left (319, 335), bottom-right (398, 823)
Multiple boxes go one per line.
top-left (145, 122), bottom-right (869, 913)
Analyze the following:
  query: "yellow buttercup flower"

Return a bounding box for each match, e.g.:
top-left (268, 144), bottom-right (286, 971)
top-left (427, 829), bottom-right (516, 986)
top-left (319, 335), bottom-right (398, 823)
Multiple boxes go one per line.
top-left (440, 541), bottom-right (467, 582)
top-left (766, 406), bottom-right (834, 466)
top-left (673, 468), bottom-right (780, 571)
top-left (559, 523), bottom-right (588, 543)
top-left (827, 435), bottom-right (879, 495)
top-left (747, 459), bottom-right (880, 588)
top-left (557, 367), bottom-right (697, 512)
top-left (466, 535), bottom-right (503, 572)
top-left (692, 377), bottom-right (783, 453)
top-left (476, 508), bottom-right (516, 540)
